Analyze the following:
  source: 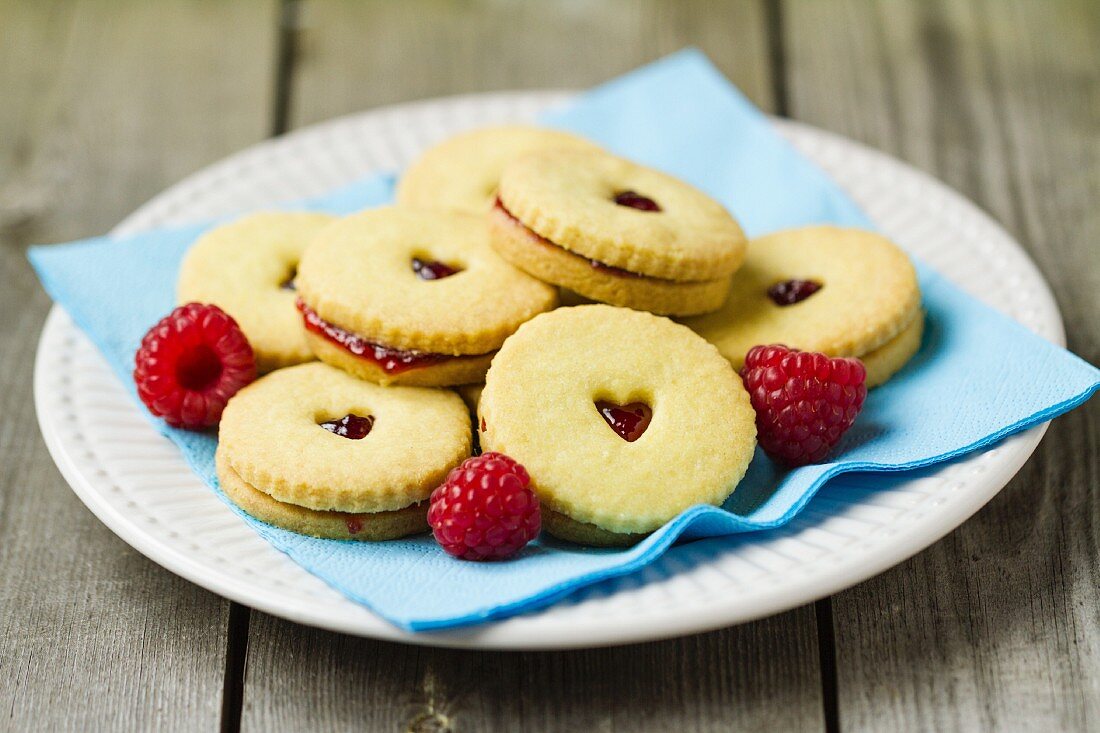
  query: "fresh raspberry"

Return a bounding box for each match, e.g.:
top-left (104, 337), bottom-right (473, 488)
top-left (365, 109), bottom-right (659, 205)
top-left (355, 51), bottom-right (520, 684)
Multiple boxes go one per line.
top-left (428, 452), bottom-right (541, 560)
top-left (133, 303), bottom-right (256, 430)
top-left (740, 344), bottom-right (867, 466)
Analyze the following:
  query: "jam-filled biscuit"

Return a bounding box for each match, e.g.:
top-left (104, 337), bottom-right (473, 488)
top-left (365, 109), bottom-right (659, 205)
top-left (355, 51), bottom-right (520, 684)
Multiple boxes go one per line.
top-left (177, 212), bottom-right (334, 373)
top-left (490, 149), bottom-right (747, 316)
top-left (396, 125), bottom-right (600, 214)
top-left (296, 206), bottom-right (558, 386)
top-left (860, 311), bottom-right (925, 387)
top-left (216, 362), bottom-right (471, 540)
top-left (479, 305), bottom-right (757, 545)
top-left (217, 453), bottom-right (430, 541)
top-left (682, 226), bottom-right (922, 387)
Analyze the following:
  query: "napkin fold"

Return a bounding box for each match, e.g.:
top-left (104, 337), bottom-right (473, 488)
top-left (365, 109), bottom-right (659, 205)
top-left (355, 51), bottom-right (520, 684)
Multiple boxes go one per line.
top-left (30, 50), bottom-right (1099, 630)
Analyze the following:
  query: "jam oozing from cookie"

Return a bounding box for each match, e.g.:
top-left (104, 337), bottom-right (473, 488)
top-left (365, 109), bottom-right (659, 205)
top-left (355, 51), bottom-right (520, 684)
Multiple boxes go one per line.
top-left (493, 198), bottom-right (645, 280)
top-left (613, 190), bottom-right (662, 212)
top-left (412, 257), bottom-right (460, 281)
top-left (595, 400), bottom-right (653, 442)
top-left (768, 279), bottom-right (822, 306)
top-left (319, 413), bottom-right (375, 439)
top-left (588, 259), bottom-right (643, 278)
top-left (297, 299), bottom-right (453, 374)
top-left (345, 517), bottom-right (364, 535)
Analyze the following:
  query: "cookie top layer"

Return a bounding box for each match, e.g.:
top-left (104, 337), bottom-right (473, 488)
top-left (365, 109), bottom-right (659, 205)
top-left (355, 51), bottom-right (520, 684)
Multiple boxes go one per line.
top-left (479, 305), bottom-right (757, 534)
top-left (683, 226), bottom-right (921, 367)
top-left (296, 206), bottom-right (559, 354)
top-left (177, 212), bottom-right (334, 373)
top-left (498, 149), bottom-right (747, 281)
top-left (219, 362), bottom-right (471, 513)
top-left (396, 125), bottom-right (600, 214)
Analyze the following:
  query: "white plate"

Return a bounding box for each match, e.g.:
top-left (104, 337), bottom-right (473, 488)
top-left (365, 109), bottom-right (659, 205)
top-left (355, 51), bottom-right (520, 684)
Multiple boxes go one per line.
top-left (34, 91), bottom-right (1063, 649)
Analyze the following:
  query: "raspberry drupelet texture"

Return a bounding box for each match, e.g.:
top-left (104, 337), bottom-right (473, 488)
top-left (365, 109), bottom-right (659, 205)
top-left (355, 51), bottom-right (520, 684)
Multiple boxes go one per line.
top-left (133, 303), bottom-right (257, 430)
top-left (428, 452), bottom-right (541, 560)
top-left (740, 344), bottom-right (867, 466)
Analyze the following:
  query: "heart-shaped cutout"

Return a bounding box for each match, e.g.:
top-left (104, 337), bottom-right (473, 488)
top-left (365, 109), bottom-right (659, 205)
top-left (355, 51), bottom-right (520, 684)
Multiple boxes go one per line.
top-left (595, 400), bottom-right (653, 442)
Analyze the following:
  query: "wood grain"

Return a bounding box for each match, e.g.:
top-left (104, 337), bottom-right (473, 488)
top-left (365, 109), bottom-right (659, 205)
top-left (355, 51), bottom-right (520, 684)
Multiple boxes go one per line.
top-left (286, 0), bottom-right (779, 125)
top-left (0, 1), bottom-right (278, 729)
top-left (239, 2), bottom-right (827, 731)
top-left (782, 0), bottom-right (1100, 729)
top-left (241, 609), bottom-right (823, 733)
top-left (5, 0), bottom-right (1096, 730)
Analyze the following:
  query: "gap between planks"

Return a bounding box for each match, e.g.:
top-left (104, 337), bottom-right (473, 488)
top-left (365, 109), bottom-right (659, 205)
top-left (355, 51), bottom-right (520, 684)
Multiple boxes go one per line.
top-left (219, 2), bottom-right (839, 731)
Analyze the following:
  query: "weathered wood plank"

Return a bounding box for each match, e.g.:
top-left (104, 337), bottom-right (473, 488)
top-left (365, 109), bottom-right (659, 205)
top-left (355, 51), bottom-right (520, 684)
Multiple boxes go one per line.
top-left (287, 0), bottom-right (779, 126)
top-left (0, 1), bottom-right (279, 729)
top-left (242, 2), bottom-right (826, 731)
top-left (782, 0), bottom-right (1100, 729)
top-left (242, 609), bottom-right (823, 733)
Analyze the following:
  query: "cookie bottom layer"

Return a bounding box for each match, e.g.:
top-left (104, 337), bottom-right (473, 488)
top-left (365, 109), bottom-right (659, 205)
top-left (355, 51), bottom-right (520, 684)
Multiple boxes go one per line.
top-left (542, 508), bottom-right (648, 547)
top-left (306, 331), bottom-right (494, 387)
top-left (217, 452), bottom-right (429, 541)
top-left (489, 204), bottom-right (731, 316)
top-left (861, 310), bottom-right (925, 388)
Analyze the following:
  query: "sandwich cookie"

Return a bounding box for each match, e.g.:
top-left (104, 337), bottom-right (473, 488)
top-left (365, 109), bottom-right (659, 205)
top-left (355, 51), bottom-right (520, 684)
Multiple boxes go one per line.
top-left (177, 212), bottom-right (334, 373)
top-left (682, 225), bottom-right (923, 387)
top-left (216, 362), bottom-right (471, 541)
top-left (490, 149), bottom-right (747, 316)
top-left (479, 305), bottom-right (757, 546)
top-left (396, 125), bottom-right (600, 214)
top-left (296, 206), bottom-right (559, 386)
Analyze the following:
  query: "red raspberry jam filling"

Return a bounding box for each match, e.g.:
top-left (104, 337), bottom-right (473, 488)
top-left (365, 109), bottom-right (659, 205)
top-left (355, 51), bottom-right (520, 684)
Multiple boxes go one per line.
top-left (768, 279), bottom-right (822, 305)
top-left (319, 413), bottom-right (374, 439)
top-left (345, 517), bottom-right (364, 535)
top-left (613, 190), bottom-right (661, 212)
top-left (412, 257), bottom-right (460, 281)
top-left (297, 299), bottom-right (459, 374)
top-left (595, 400), bottom-right (653, 442)
top-left (493, 198), bottom-right (644, 280)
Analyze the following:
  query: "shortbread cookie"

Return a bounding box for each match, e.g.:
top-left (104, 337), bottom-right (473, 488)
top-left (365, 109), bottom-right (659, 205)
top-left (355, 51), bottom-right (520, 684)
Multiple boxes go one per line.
top-left (541, 509), bottom-right (646, 547)
top-left (489, 203), bottom-right (732, 315)
top-left (491, 149), bottom-right (746, 315)
top-left (479, 305), bottom-right (757, 544)
top-left (396, 125), bottom-right (600, 214)
top-left (177, 212), bottom-right (334, 373)
top-left (218, 452), bottom-right (429, 541)
top-left (218, 363), bottom-right (471, 529)
top-left (861, 310), bottom-right (925, 387)
top-left (683, 226), bottom-right (922, 387)
top-left (296, 206), bottom-right (558, 386)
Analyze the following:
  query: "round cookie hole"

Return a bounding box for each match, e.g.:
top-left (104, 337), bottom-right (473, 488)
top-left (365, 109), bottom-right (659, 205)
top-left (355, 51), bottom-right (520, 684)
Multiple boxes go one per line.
top-left (767, 279), bottom-right (822, 306)
top-left (613, 190), bottom-right (662, 212)
top-left (594, 400), bottom-right (653, 442)
top-left (411, 256), bottom-right (462, 281)
top-left (318, 413), bottom-right (375, 440)
top-left (280, 265), bottom-right (298, 291)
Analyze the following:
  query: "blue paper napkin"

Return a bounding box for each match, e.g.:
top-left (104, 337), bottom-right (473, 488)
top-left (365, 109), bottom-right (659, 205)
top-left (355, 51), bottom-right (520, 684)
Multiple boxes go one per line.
top-left (30, 50), bottom-right (1098, 630)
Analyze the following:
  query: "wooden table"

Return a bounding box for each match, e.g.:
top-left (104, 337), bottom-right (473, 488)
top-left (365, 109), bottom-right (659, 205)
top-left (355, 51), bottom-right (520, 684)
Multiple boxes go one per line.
top-left (2, 1), bottom-right (1097, 730)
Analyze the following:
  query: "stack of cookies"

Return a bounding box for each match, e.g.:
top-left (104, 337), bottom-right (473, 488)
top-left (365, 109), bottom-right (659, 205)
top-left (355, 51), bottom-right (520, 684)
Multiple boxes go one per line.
top-left (176, 124), bottom-right (921, 548)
